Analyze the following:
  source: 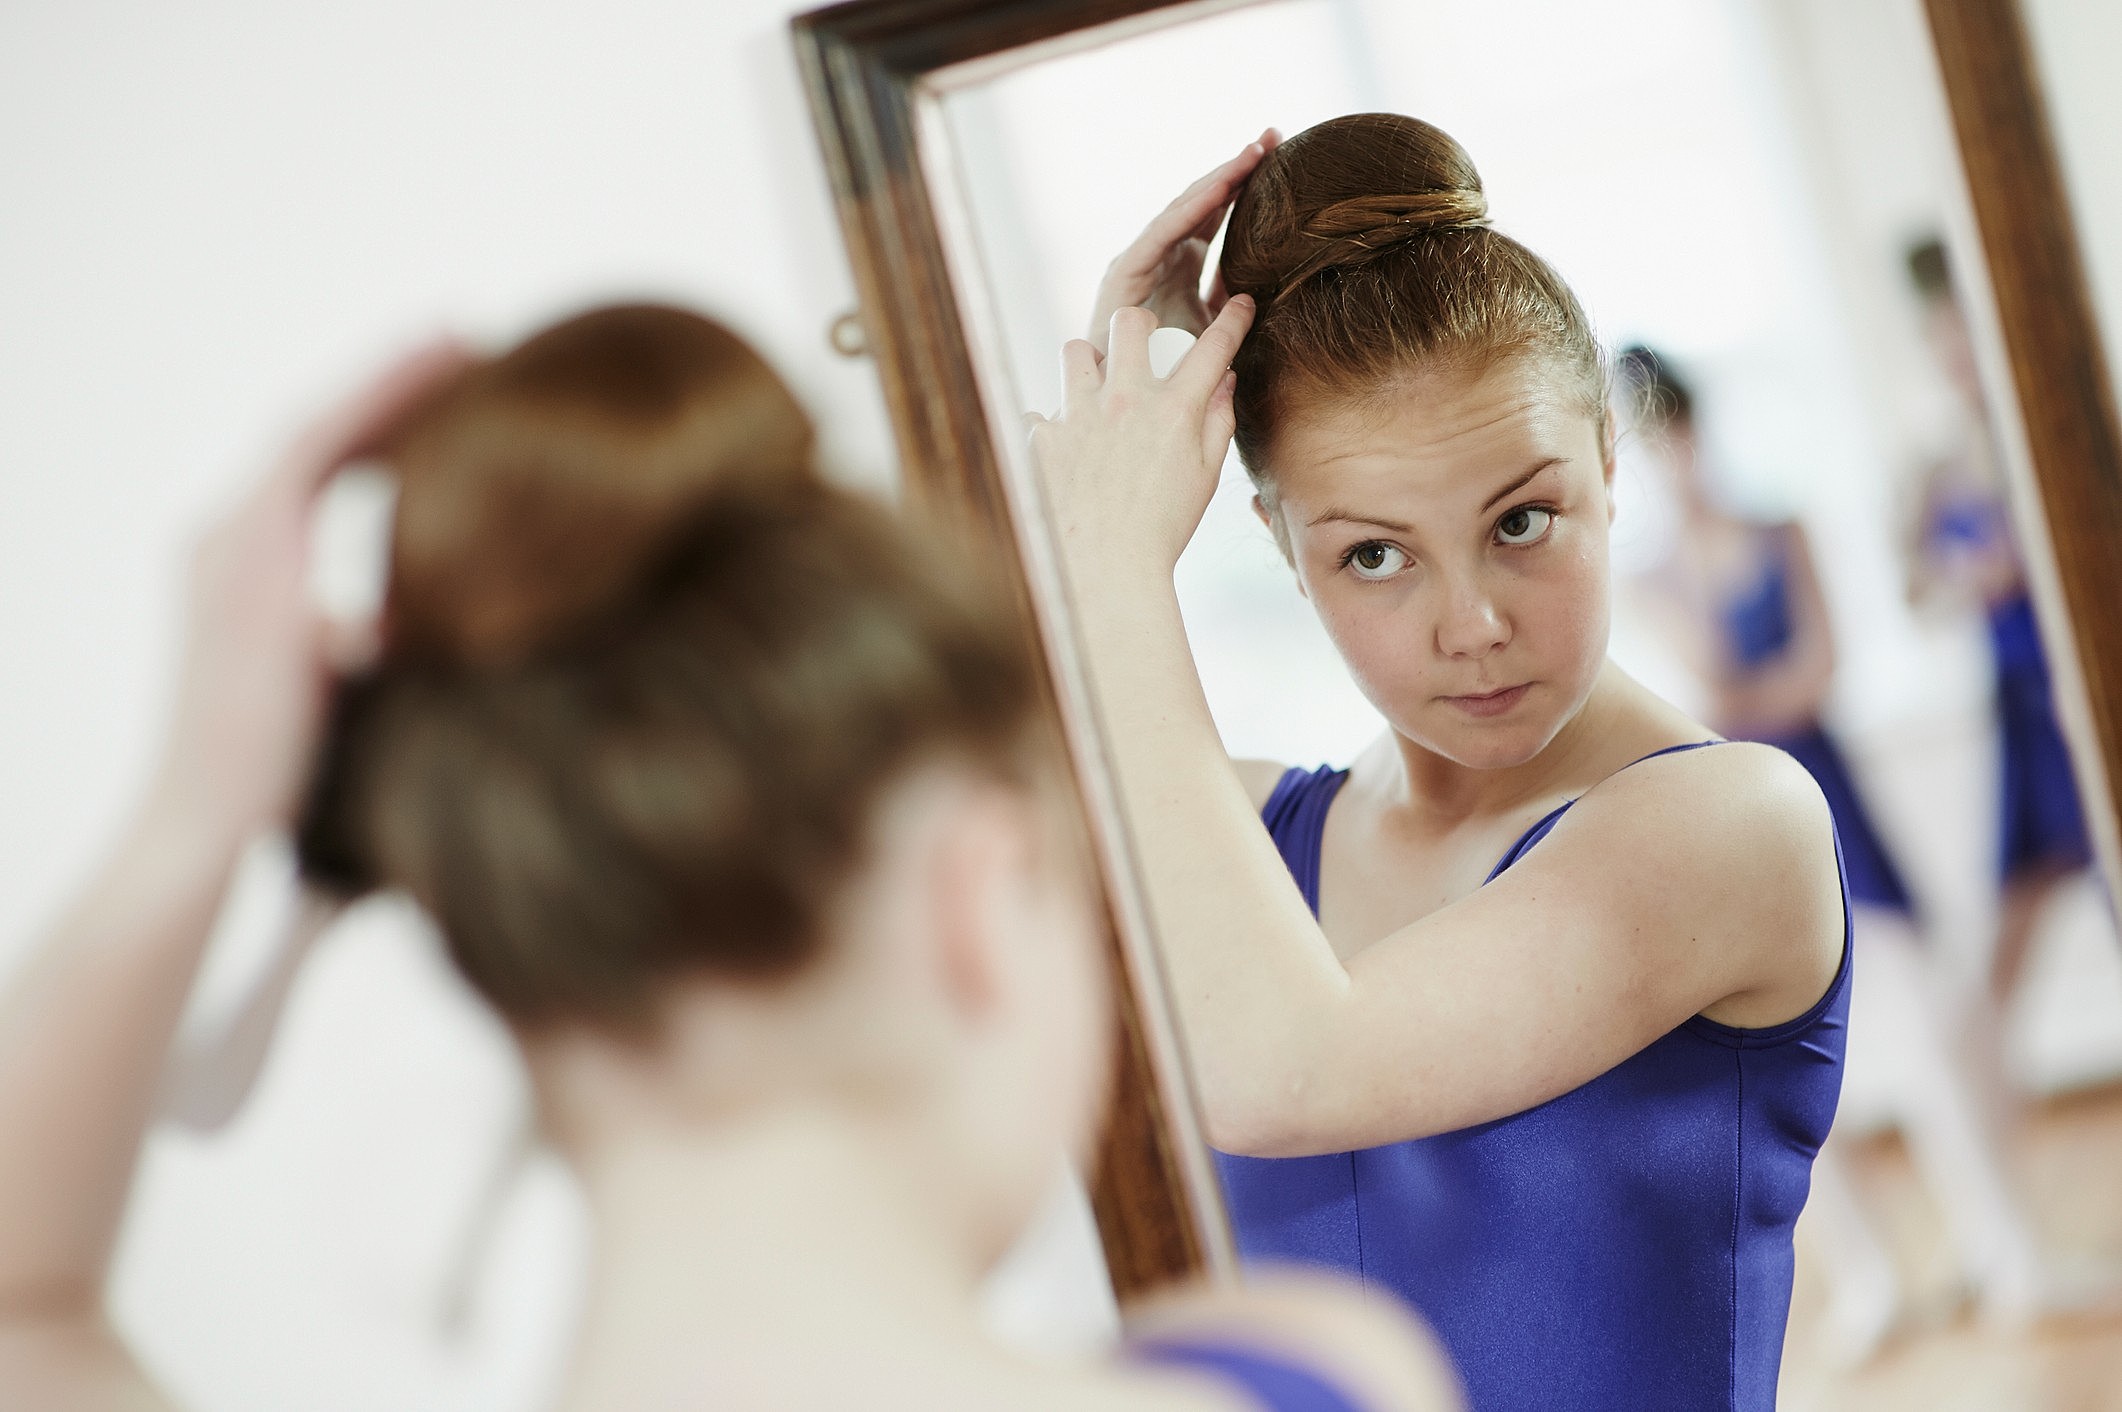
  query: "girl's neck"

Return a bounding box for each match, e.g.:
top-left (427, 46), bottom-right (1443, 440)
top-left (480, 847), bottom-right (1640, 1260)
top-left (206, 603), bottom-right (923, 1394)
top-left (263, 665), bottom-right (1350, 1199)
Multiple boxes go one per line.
top-left (558, 1103), bottom-right (1002, 1410)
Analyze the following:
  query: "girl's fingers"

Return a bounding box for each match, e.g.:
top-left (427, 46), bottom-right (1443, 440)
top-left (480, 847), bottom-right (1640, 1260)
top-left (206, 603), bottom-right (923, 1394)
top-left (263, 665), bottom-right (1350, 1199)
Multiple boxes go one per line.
top-left (273, 339), bottom-right (475, 504)
top-left (1113, 142), bottom-right (1266, 282)
top-left (1104, 307), bottom-right (1158, 383)
top-left (1175, 294), bottom-right (1255, 401)
top-left (1202, 370), bottom-right (1239, 464)
top-left (320, 614), bottom-right (384, 675)
top-left (1060, 338), bottom-right (1104, 407)
top-left (1205, 267), bottom-right (1230, 318)
top-left (1161, 144), bottom-right (1262, 233)
top-left (205, 340), bottom-right (474, 612)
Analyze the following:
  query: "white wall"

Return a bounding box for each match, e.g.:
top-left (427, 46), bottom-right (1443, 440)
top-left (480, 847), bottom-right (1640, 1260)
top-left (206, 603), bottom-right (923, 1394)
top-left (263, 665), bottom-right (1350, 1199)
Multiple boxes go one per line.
top-left (0, 0), bottom-right (902, 947)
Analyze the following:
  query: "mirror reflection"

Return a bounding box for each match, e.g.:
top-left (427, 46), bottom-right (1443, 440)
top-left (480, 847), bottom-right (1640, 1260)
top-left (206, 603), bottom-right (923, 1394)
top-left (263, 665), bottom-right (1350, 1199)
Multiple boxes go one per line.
top-left (942, 0), bottom-right (2122, 1403)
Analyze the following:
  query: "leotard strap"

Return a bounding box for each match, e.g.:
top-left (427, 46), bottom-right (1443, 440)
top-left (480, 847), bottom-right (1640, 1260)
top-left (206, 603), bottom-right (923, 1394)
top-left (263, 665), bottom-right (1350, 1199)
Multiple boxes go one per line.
top-left (1485, 739), bottom-right (1723, 881)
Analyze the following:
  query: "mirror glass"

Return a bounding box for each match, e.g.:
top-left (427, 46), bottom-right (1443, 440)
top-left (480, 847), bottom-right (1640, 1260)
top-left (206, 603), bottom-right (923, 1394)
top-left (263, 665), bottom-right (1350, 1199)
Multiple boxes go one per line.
top-left (931, 0), bottom-right (2122, 1397)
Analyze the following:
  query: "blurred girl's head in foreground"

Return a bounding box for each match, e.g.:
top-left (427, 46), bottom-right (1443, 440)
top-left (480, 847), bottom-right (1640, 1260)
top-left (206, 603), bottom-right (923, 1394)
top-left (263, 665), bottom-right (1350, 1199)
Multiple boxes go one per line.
top-left (298, 305), bottom-right (1107, 1259)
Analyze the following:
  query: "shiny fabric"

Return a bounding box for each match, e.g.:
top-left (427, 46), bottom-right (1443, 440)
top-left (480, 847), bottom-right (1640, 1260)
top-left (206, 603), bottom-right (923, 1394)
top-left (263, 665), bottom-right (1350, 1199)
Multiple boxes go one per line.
top-left (1215, 744), bottom-right (1852, 1411)
top-left (1133, 1339), bottom-right (1371, 1412)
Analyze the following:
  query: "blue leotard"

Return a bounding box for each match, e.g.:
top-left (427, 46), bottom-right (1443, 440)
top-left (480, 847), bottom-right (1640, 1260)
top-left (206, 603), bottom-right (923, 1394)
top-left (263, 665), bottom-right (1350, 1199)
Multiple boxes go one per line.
top-left (1925, 495), bottom-right (2091, 877)
top-left (1719, 533), bottom-right (1915, 913)
top-left (1216, 743), bottom-right (1852, 1411)
top-left (1135, 1339), bottom-right (1372, 1412)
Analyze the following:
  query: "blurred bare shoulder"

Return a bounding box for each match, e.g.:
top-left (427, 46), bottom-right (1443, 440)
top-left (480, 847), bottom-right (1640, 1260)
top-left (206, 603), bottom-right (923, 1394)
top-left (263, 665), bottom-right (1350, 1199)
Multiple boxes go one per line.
top-left (0, 1316), bottom-right (176, 1412)
top-left (1126, 1272), bottom-right (1463, 1412)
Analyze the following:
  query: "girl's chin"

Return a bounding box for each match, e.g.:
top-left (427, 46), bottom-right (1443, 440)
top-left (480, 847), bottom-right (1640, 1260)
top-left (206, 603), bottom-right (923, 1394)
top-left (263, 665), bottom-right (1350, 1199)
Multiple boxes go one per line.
top-left (1402, 712), bottom-right (1567, 771)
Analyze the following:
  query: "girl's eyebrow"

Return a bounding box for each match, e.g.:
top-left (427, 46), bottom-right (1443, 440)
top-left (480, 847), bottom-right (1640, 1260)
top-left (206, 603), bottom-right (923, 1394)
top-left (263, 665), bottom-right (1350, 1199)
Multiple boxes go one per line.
top-left (1307, 457), bottom-right (1567, 531)
top-left (1308, 508), bottom-right (1415, 532)
top-left (1480, 457), bottom-right (1564, 512)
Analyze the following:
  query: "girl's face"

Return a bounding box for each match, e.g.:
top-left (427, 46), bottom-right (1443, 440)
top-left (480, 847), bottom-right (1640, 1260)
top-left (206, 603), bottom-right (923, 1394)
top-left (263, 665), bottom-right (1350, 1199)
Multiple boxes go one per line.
top-left (1262, 358), bottom-right (1615, 771)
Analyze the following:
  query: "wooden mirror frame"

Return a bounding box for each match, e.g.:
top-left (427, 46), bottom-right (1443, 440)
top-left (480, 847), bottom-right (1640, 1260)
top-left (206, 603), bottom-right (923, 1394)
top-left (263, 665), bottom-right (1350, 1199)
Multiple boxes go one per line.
top-left (790, 0), bottom-right (2122, 1299)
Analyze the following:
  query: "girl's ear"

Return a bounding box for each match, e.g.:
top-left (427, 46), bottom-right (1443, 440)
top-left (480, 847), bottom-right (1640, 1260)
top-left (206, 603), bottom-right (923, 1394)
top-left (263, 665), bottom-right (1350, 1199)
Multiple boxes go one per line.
top-left (1253, 493), bottom-right (1303, 589)
top-left (922, 785), bottom-right (1029, 1025)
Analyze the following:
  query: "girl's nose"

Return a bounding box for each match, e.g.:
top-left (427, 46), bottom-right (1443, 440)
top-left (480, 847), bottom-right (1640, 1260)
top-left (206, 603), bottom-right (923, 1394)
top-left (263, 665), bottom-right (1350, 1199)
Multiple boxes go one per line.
top-left (1435, 577), bottom-right (1510, 659)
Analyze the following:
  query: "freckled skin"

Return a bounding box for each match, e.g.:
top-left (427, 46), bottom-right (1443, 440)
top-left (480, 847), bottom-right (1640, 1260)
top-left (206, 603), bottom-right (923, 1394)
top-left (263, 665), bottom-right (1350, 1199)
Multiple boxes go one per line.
top-left (1261, 360), bottom-right (1615, 773)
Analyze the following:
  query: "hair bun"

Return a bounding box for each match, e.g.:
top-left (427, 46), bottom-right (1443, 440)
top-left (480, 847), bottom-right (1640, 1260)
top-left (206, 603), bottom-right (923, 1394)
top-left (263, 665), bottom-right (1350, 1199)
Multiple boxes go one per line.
top-left (1305, 188), bottom-right (1489, 242)
top-left (1222, 113), bottom-right (1490, 304)
top-left (379, 305), bottom-right (817, 670)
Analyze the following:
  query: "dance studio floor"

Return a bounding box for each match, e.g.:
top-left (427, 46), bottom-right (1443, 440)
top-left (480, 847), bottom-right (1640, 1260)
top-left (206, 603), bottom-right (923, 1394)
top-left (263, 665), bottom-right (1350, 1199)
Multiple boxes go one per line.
top-left (1781, 1081), bottom-right (2122, 1410)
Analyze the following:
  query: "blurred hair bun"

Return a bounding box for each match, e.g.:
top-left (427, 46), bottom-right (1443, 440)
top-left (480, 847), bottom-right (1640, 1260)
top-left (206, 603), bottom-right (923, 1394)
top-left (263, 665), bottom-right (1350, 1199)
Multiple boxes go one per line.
top-left (379, 304), bottom-right (817, 670)
top-left (297, 304), bottom-right (1055, 1025)
top-left (1222, 113), bottom-right (1490, 304)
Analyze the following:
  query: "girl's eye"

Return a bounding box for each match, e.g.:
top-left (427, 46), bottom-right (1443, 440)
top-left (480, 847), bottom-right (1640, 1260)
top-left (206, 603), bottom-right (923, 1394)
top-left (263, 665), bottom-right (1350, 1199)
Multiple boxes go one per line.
top-left (1495, 506), bottom-right (1555, 546)
top-left (1344, 541), bottom-right (1411, 580)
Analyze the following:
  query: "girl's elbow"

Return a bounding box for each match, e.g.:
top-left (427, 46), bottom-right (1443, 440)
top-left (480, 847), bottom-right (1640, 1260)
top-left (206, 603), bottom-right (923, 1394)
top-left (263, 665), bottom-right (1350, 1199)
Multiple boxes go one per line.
top-left (1201, 1115), bottom-right (1290, 1158)
top-left (1191, 1013), bottom-right (1355, 1155)
top-left (1194, 1070), bottom-right (1312, 1157)
top-left (1194, 1064), bottom-right (1353, 1157)
top-left (1195, 1085), bottom-right (1277, 1156)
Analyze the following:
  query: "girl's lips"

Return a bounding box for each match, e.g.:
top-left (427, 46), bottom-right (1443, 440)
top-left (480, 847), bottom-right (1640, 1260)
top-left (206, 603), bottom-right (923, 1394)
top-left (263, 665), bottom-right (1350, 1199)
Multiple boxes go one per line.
top-left (1442, 682), bottom-right (1531, 718)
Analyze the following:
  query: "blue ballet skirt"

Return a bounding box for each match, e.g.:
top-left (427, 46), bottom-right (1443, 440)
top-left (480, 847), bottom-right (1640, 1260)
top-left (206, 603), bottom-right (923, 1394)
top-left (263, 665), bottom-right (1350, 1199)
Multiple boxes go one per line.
top-left (1134, 1338), bottom-right (1373, 1411)
top-left (1720, 531), bottom-right (1913, 912)
top-left (1989, 593), bottom-right (2092, 878)
top-left (1217, 745), bottom-right (1851, 1411)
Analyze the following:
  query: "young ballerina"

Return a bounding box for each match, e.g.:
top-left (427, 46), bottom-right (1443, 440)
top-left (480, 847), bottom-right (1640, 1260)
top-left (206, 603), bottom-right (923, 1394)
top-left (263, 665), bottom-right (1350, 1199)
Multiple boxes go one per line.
top-left (1029, 116), bottom-right (1850, 1410)
top-left (1901, 237), bottom-right (2097, 1003)
top-left (1622, 344), bottom-right (2052, 1346)
top-left (0, 306), bottom-right (1458, 1412)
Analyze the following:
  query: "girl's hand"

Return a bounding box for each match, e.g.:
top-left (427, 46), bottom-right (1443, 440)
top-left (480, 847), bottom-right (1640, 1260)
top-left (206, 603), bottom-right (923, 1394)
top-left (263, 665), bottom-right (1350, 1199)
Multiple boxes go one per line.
top-left (1029, 295), bottom-right (1256, 582)
top-left (1086, 131), bottom-right (1277, 354)
top-left (147, 342), bottom-right (470, 846)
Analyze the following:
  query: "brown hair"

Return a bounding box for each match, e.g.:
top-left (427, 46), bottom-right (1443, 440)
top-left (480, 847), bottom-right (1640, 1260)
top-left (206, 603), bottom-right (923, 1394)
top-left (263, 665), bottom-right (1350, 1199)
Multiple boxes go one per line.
top-left (297, 305), bottom-right (1049, 1031)
top-left (1219, 114), bottom-right (1607, 494)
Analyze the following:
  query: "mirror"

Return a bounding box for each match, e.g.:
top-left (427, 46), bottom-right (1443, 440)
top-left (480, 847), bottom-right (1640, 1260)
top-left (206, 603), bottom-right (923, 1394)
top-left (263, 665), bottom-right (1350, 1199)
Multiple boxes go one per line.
top-left (798, 0), bottom-right (2122, 1400)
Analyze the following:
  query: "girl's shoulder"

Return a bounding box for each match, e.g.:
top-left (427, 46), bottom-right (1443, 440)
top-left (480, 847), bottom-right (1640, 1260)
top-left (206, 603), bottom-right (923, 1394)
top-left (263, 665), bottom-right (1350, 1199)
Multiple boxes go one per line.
top-left (1587, 735), bottom-right (1827, 835)
top-left (1567, 674), bottom-right (1830, 869)
top-left (1557, 739), bottom-right (1846, 1025)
